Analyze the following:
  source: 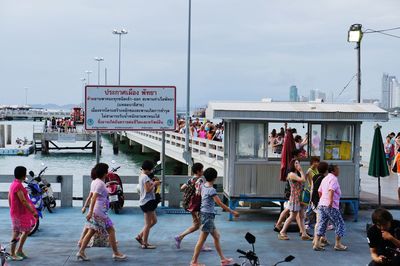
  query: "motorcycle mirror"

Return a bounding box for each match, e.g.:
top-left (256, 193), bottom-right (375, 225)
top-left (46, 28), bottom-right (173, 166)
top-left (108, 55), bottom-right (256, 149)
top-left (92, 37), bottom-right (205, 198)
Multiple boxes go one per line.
top-left (285, 255), bottom-right (295, 262)
top-left (29, 171), bottom-right (35, 177)
top-left (157, 160), bottom-right (161, 165)
top-left (245, 232), bottom-right (256, 244)
top-left (111, 160), bottom-right (116, 164)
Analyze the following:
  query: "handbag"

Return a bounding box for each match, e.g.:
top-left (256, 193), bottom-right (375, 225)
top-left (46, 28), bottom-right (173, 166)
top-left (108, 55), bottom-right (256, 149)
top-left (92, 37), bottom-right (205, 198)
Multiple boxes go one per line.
top-left (301, 188), bottom-right (311, 205)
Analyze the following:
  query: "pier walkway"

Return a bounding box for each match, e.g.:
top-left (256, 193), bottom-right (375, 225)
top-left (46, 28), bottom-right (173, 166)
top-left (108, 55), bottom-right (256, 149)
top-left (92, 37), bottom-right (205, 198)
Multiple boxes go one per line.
top-left (0, 207), bottom-right (393, 266)
top-left (124, 131), bottom-right (224, 175)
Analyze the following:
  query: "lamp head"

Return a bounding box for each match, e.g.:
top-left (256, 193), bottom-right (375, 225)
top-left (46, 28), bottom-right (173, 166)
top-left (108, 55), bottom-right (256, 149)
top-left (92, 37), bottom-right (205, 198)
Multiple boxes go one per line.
top-left (121, 29), bottom-right (128, 34)
top-left (112, 29), bottom-right (118, 34)
top-left (348, 23), bottom-right (363, 43)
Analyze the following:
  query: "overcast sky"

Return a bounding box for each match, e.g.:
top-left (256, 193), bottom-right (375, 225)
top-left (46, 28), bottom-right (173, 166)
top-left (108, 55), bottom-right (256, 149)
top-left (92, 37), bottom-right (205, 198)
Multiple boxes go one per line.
top-left (0, 0), bottom-right (399, 107)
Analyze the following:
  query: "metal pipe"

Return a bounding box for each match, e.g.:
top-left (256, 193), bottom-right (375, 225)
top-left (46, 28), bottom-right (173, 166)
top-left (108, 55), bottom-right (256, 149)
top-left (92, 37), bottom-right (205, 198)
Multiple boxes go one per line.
top-left (161, 131), bottom-right (166, 207)
top-left (357, 42), bottom-right (361, 103)
top-left (184, 0), bottom-right (192, 166)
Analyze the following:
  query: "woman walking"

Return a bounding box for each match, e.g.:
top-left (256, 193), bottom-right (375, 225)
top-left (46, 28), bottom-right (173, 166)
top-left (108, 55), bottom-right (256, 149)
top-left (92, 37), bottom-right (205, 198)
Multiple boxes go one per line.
top-left (135, 160), bottom-right (160, 249)
top-left (76, 163), bottom-right (126, 261)
top-left (8, 166), bottom-right (38, 261)
top-left (278, 159), bottom-right (312, 241)
top-left (314, 164), bottom-right (347, 251)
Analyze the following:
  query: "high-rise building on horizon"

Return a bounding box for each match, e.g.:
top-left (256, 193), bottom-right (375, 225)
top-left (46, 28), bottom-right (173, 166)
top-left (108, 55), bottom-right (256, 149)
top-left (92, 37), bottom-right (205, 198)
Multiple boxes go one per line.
top-left (309, 89), bottom-right (326, 102)
top-left (289, 85), bottom-right (298, 102)
top-left (381, 73), bottom-right (399, 109)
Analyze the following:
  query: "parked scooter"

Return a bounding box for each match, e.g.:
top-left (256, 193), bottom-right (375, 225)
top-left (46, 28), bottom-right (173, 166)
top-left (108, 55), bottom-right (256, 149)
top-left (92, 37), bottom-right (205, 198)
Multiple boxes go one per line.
top-left (25, 171), bottom-right (45, 236)
top-left (0, 241), bottom-right (11, 266)
top-left (33, 166), bottom-right (56, 213)
top-left (105, 164), bottom-right (124, 214)
top-left (234, 232), bottom-right (295, 266)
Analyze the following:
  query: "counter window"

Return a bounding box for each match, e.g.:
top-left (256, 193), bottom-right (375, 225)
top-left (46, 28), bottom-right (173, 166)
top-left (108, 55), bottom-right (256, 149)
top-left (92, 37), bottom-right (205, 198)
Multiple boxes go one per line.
top-left (268, 122), bottom-right (309, 159)
top-left (237, 123), bottom-right (266, 159)
top-left (324, 124), bottom-right (353, 160)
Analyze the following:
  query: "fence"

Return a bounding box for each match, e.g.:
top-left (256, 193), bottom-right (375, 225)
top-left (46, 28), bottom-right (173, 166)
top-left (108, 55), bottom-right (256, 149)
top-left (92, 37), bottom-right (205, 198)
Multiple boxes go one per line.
top-left (0, 175), bottom-right (73, 207)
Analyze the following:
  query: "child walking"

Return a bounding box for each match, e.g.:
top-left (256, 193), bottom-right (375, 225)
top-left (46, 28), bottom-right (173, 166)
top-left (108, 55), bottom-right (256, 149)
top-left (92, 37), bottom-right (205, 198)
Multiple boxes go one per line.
top-left (174, 163), bottom-right (210, 251)
top-left (8, 166), bottom-right (38, 261)
top-left (190, 168), bottom-right (239, 266)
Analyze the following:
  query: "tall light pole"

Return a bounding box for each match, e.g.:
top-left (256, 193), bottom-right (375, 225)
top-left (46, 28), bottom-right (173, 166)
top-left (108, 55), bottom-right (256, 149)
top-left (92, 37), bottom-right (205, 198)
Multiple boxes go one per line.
top-left (80, 78), bottom-right (86, 108)
top-left (94, 57), bottom-right (104, 85)
top-left (85, 70), bottom-right (93, 85)
top-left (112, 29), bottom-right (128, 85)
top-left (348, 24), bottom-right (363, 103)
top-left (24, 87), bottom-right (28, 106)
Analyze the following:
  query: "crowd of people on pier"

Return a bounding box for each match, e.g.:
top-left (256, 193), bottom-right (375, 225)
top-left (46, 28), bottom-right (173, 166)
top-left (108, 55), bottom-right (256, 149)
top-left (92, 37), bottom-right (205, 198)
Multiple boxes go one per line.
top-left (383, 131), bottom-right (400, 200)
top-left (5, 129), bottom-right (400, 265)
top-left (176, 117), bottom-right (224, 142)
top-left (44, 117), bottom-right (77, 133)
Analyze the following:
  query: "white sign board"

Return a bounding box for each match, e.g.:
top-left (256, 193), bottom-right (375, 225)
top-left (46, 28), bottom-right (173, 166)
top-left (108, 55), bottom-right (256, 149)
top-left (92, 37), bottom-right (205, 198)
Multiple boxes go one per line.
top-left (85, 86), bottom-right (176, 131)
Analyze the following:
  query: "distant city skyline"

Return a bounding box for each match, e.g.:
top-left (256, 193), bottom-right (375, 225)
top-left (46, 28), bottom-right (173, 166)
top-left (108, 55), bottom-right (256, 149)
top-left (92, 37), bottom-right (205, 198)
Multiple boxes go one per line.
top-left (1, 0), bottom-right (399, 106)
top-left (381, 73), bottom-right (400, 109)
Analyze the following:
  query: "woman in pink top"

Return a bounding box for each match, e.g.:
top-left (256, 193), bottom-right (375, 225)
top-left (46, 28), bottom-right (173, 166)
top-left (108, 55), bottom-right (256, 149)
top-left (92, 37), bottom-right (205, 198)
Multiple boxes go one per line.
top-left (315, 164), bottom-right (347, 251)
top-left (8, 166), bottom-right (38, 261)
top-left (198, 126), bottom-right (207, 139)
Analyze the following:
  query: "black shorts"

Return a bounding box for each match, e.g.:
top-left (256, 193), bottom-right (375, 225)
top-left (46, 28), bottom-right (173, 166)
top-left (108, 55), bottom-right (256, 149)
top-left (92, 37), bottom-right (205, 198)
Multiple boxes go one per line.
top-left (140, 199), bottom-right (158, 213)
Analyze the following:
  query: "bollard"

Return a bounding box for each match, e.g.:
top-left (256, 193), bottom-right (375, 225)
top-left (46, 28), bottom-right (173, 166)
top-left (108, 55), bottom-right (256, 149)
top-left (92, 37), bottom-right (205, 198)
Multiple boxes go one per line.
top-left (0, 125), bottom-right (5, 148)
top-left (6, 124), bottom-right (11, 145)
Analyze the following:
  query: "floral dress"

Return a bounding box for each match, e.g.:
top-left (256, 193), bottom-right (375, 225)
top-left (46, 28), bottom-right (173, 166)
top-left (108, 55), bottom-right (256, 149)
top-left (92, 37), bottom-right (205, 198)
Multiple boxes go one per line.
top-left (287, 176), bottom-right (304, 212)
top-left (86, 179), bottom-right (112, 247)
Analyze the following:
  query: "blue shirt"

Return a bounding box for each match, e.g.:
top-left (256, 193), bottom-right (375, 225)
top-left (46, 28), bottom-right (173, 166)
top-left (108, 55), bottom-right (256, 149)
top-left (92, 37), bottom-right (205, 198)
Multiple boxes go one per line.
top-left (200, 184), bottom-right (217, 214)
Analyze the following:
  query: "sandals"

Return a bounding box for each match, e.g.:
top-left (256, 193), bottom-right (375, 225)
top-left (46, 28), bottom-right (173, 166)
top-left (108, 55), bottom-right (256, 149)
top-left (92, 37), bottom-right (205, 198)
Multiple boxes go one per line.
top-left (16, 252), bottom-right (28, 259)
top-left (190, 263), bottom-right (205, 266)
top-left (313, 245), bottom-right (325, 251)
top-left (334, 245), bottom-right (348, 251)
top-left (141, 244), bottom-right (156, 249)
top-left (278, 234), bottom-right (289, 240)
top-left (221, 258), bottom-right (234, 266)
top-left (135, 235), bottom-right (144, 246)
top-left (301, 235), bottom-right (313, 241)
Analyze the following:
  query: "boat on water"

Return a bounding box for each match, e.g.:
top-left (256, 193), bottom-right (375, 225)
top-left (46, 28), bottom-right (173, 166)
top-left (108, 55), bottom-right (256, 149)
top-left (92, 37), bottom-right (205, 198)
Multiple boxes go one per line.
top-left (390, 110), bottom-right (399, 117)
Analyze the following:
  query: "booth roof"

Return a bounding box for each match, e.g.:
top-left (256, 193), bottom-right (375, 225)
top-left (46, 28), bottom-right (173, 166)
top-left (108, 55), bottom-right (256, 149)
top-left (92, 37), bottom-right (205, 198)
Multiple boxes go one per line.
top-left (206, 101), bottom-right (388, 122)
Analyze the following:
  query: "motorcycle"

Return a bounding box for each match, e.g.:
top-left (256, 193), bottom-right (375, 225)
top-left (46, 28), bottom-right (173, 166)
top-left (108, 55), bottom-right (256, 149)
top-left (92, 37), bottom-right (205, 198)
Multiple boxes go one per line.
top-left (234, 232), bottom-right (295, 266)
top-left (25, 171), bottom-right (45, 236)
top-left (33, 166), bottom-right (56, 213)
top-left (0, 241), bottom-right (11, 266)
top-left (105, 165), bottom-right (124, 214)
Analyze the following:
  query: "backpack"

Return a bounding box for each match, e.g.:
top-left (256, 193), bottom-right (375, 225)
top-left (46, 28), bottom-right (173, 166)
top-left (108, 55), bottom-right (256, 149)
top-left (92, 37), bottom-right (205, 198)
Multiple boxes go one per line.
top-left (311, 173), bottom-right (325, 208)
top-left (182, 182), bottom-right (196, 210)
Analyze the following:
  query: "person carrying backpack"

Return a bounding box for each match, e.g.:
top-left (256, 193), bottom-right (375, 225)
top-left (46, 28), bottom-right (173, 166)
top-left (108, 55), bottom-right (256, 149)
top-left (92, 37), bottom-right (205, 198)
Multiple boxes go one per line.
top-left (175, 163), bottom-right (212, 251)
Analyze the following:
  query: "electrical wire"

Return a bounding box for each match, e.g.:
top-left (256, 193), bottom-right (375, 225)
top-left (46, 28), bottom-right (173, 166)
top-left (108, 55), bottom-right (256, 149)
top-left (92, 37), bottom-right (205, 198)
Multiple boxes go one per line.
top-left (364, 27), bottom-right (400, 39)
top-left (336, 74), bottom-right (357, 100)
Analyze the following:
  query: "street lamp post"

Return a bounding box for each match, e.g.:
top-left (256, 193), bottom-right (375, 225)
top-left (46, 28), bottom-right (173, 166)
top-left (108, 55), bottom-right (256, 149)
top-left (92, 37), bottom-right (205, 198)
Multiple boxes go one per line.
top-left (94, 57), bottom-right (104, 85)
top-left (80, 78), bottom-right (86, 108)
top-left (183, 0), bottom-right (193, 169)
top-left (24, 87), bottom-right (28, 106)
top-left (85, 70), bottom-right (93, 85)
top-left (112, 29), bottom-right (128, 86)
top-left (347, 24), bottom-right (363, 103)
top-left (93, 58), bottom-right (104, 164)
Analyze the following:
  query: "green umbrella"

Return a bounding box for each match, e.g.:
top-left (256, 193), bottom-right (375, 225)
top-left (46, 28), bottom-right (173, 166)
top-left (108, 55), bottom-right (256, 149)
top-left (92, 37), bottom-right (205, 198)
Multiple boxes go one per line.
top-left (368, 124), bottom-right (390, 206)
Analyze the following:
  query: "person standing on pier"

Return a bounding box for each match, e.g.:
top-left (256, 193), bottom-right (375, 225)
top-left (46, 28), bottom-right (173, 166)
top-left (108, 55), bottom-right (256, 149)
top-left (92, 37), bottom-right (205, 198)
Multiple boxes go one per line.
top-left (8, 166), bottom-right (38, 261)
top-left (135, 160), bottom-right (160, 249)
top-left (76, 163), bottom-right (126, 261)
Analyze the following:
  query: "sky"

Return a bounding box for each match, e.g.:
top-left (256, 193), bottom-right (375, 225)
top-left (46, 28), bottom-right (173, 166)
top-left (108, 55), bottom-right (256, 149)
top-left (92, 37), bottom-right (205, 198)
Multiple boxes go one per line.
top-left (0, 0), bottom-right (399, 108)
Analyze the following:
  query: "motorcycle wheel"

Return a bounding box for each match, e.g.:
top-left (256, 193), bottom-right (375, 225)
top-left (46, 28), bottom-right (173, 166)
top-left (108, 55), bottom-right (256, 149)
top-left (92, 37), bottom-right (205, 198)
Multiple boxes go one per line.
top-left (43, 198), bottom-right (53, 213)
top-left (28, 218), bottom-right (40, 236)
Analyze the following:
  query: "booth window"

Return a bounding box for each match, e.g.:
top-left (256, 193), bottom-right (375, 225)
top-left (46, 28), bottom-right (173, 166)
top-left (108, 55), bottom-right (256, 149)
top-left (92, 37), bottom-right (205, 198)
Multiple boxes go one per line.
top-left (324, 124), bottom-right (353, 160)
top-left (268, 122), bottom-right (309, 159)
top-left (237, 123), bottom-right (266, 159)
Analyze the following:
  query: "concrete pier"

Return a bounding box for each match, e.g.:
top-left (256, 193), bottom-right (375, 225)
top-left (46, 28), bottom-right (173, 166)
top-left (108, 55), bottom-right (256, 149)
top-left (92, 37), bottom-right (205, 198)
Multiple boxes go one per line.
top-left (6, 124), bottom-right (11, 145)
top-left (0, 125), bottom-right (5, 148)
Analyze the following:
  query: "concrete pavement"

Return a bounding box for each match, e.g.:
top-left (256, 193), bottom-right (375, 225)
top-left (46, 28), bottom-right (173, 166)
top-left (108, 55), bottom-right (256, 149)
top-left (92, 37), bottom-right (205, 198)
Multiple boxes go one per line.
top-left (2, 207), bottom-right (399, 266)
